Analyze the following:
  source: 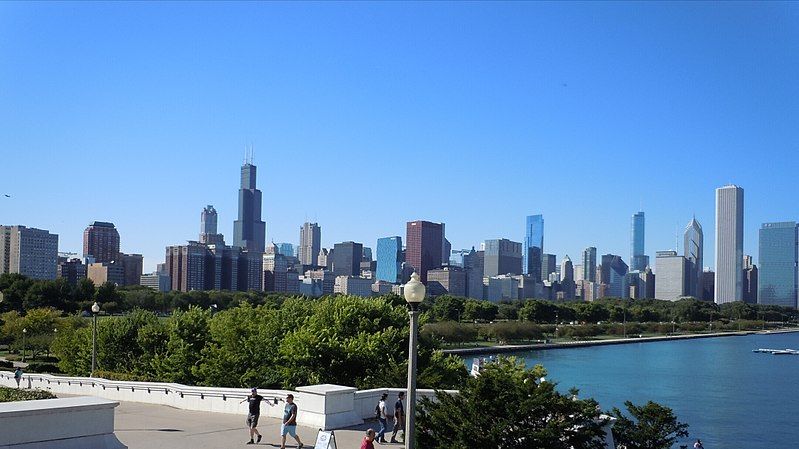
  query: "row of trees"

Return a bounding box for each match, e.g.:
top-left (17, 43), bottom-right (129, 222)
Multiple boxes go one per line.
top-left (49, 295), bottom-right (468, 390)
top-left (2, 274), bottom-right (796, 325)
top-left (424, 295), bottom-right (798, 324)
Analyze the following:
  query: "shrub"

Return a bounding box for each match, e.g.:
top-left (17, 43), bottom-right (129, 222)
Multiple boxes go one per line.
top-left (0, 360), bottom-right (14, 369)
top-left (25, 362), bottom-right (61, 374)
top-left (0, 386), bottom-right (56, 402)
top-left (92, 370), bottom-right (157, 382)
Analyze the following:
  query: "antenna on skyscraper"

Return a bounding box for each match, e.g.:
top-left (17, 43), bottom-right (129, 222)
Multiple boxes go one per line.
top-left (675, 224), bottom-right (680, 252)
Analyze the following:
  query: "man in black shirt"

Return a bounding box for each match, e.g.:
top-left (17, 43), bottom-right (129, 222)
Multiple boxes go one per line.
top-left (390, 391), bottom-right (405, 443)
top-left (241, 388), bottom-right (264, 444)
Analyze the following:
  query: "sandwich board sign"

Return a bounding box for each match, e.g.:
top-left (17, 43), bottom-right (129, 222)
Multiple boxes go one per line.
top-left (314, 429), bottom-right (337, 449)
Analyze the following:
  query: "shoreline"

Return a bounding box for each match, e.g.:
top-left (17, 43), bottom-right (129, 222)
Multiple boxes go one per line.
top-left (442, 327), bottom-right (799, 356)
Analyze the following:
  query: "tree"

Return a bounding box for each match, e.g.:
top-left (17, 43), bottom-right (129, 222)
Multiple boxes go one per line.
top-left (416, 358), bottom-right (607, 449)
top-left (611, 401), bottom-right (689, 449)
top-left (428, 295), bottom-right (465, 322)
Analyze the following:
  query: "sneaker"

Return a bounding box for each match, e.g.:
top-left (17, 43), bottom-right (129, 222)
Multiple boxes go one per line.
top-left (390, 439), bottom-right (398, 443)
top-left (256, 435), bottom-right (262, 443)
top-left (247, 442), bottom-right (254, 445)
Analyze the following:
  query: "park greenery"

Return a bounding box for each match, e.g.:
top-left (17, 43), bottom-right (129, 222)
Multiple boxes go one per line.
top-left (0, 274), bottom-right (711, 444)
top-left (0, 273), bottom-right (797, 390)
top-left (0, 386), bottom-right (56, 402)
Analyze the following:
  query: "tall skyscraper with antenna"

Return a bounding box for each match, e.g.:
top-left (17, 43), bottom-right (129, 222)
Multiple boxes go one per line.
top-left (233, 148), bottom-right (266, 253)
top-left (630, 211), bottom-right (648, 271)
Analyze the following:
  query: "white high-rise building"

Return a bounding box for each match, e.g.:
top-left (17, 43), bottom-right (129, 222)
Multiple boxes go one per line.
top-left (299, 222), bottom-right (321, 266)
top-left (714, 185), bottom-right (744, 304)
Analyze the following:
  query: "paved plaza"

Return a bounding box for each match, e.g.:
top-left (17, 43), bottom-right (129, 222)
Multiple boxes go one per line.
top-left (113, 399), bottom-right (400, 449)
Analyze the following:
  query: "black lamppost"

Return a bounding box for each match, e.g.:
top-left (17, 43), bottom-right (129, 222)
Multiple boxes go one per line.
top-left (91, 302), bottom-right (100, 376)
top-left (403, 272), bottom-right (426, 449)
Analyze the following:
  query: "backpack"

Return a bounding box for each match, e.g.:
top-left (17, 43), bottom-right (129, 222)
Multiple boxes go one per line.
top-left (374, 402), bottom-right (381, 418)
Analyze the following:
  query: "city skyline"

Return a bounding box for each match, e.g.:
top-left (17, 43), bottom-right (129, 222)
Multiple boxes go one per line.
top-left (2, 3), bottom-right (798, 273)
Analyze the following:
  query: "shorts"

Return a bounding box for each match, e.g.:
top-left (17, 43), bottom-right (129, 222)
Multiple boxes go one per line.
top-left (246, 414), bottom-right (260, 428)
top-left (281, 424), bottom-right (297, 437)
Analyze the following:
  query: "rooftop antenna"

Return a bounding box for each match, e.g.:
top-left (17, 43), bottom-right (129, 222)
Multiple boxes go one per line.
top-left (675, 224), bottom-right (680, 252)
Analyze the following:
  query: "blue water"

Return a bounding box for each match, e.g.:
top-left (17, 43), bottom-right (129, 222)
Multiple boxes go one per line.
top-left (469, 333), bottom-right (799, 448)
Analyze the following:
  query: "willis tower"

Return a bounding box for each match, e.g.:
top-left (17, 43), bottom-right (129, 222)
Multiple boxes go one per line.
top-left (233, 155), bottom-right (266, 253)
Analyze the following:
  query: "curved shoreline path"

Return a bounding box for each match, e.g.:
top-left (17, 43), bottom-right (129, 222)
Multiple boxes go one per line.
top-left (442, 327), bottom-right (799, 356)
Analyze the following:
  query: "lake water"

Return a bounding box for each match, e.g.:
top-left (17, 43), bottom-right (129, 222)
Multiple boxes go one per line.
top-left (468, 332), bottom-right (799, 448)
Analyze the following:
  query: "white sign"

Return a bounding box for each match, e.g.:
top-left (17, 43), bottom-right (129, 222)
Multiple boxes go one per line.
top-left (314, 429), bottom-right (337, 449)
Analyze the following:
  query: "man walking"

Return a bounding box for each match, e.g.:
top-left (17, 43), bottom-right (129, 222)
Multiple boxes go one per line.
top-left (390, 392), bottom-right (405, 443)
top-left (240, 388), bottom-right (264, 444)
top-left (13, 367), bottom-right (23, 388)
top-left (281, 394), bottom-right (304, 449)
top-left (376, 393), bottom-right (388, 444)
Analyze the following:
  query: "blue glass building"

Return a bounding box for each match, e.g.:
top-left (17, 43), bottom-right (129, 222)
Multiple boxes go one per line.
top-left (758, 222), bottom-right (798, 308)
top-left (523, 215), bottom-right (544, 279)
top-left (376, 236), bottom-right (403, 283)
top-left (630, 211), bottom-right (647, 271)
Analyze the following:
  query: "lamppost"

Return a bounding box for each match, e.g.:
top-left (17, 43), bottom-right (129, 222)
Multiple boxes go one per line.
top-left (671, 321), bottom-right (676, 335)
top-left (22, 328), bottom-right (27, 362)
top-left (403, 272), bottom-right (426, 449)
top-left (91, 301), bottom-right (100, 377)
top-left (709, 310), bottom-right (714, 333)
top-left (623, 306), bottom-right (627, 338)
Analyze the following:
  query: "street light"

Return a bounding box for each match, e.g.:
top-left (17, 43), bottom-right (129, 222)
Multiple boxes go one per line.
top-left (91, 301), bottom-right (100, 377)
top-left (22, 328), bottom-right (27, 362)
top-left (403, 272), bottom-right (425, 449)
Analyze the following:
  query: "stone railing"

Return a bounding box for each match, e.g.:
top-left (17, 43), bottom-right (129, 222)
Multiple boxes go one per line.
top-left (0, 371), bottom-right (450, 430)
top-left (0, 396), bottom-right (126, 449)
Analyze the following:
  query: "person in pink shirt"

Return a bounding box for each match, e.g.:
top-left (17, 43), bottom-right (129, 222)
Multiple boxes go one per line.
top-left (360, 429), bottom-right (376, 449)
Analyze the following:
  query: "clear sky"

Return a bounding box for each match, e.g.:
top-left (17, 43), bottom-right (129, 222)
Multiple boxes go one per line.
top-left (1, 2), bottom-right (797, 273)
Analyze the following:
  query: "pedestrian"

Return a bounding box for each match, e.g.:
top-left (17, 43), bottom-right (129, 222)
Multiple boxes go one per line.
top-left (361, 429), bottom-right (376, 449)
top-left (13, 367), bottom-right (23, 388)
top-left (240, 388), bottom-right (264, 445)
top-left (694, 439), bottom-right (704, 449)
top-left (375, 393), bottom-right (388, 444)
top-left (390, 392), bottom-right (405, 443)
top-left (281, 394), bottom-right (304, 449)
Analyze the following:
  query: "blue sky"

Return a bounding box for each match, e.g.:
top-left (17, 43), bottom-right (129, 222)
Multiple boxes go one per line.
top-left (1, 2), bottom-right (797, 273)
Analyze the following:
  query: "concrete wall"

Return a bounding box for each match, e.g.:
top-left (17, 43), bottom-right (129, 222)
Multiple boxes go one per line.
top-left (0, 396), bottom-right (125, 449)
top-left (0, 371), bottom-right (454, 431)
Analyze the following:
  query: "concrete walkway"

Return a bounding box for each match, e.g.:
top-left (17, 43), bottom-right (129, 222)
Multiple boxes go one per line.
top-left (113, 399), bottom-right (398, 449)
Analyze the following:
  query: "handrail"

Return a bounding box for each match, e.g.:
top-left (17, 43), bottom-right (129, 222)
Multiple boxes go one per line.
top-left (0, 370), bottom-right (290, 402)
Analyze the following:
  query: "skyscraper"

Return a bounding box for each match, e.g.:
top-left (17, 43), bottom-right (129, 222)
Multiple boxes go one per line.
top-left (560, 255), bottom-right (575, 300)
top-left (758, 222), bottom-right (798, 308)
top-left (541, 253), bottom-right (557, 281)
top-left (376, 236), bottom-right (403, 283)
top-left (683, 217), bottom-right (704, 298)
top-left (0, 226), bottom-right (59, 280)
top-left (83, 221), bottom-right (120, 263)
top-left (582, 247), bottom-right (597, 282)
top-left (299, 222), bottom-right (321, 266)
top-left (483, 239), bottom-right (523, 277)
top-left (233, 162), bottom-right (266, 253)
top-left (463, 247), bottom-right (485, 300)
top-left (655, 250), bottom-right (689, 301)
top-left (600, 254), bottom-right (628, 298)
top-left (200, 205), bottom-right (225, 245)
top-left (630, 211), bottom-right (648, 271)
top-left (331, 241), bottom-right (363, 277)
top-left (715, 185), bottom-right (744, 303)
top-left (405, 220), bottom-right (445, 283)
top-left (523, 215), bottom-right (544, 279)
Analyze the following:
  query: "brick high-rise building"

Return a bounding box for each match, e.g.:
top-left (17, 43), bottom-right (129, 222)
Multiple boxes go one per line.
top-left (405, 220), bottom-right (445, 283)
top-left (83, 221), bottom-right (120, 263)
